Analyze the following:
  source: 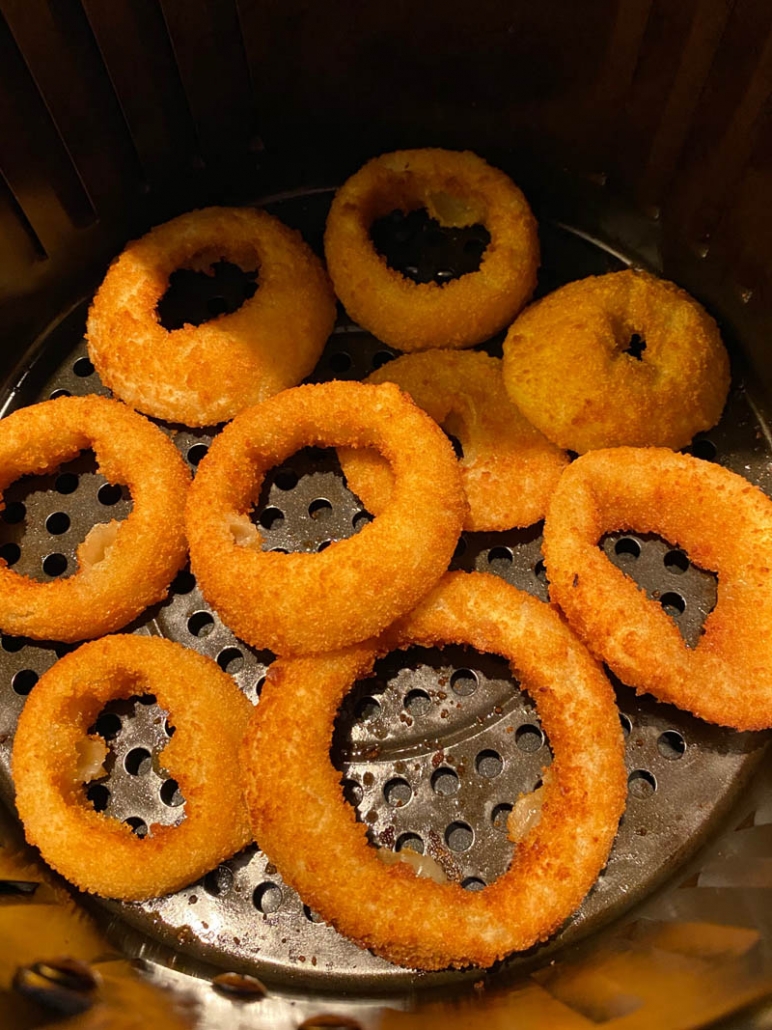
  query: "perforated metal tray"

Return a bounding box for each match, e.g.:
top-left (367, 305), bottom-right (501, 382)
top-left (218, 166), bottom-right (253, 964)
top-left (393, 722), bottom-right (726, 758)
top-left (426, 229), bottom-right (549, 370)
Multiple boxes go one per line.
top-left (0, 189), bottom-right (769, 998)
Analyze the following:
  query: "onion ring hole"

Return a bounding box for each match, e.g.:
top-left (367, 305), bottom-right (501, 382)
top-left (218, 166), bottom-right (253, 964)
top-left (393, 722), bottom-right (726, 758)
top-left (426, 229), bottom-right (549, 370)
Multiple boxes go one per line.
top-left (0, 450), bottom-right (133, 585)
top-left (369, 207), bottom-right (491, 286)
top-left (157, 260), bottom-right (258, 331)
top-left (327, 640), bottom-right (560, 898)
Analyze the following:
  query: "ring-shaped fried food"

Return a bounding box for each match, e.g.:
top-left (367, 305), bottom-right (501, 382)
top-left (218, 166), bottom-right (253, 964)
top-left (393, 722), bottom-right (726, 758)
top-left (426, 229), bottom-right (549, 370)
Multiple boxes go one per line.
top-left (543, 448), bottom-right (772, 731)
top-left (241, 571), bottom-right (626, 970)
top-left (12, 635), bottom-right (253, 900)
top-left (502, 270), bottom-right (730, 452)
top-left (338, 350), bottom-right (568, 531)
top-left (324, 149), bottom-right (539, 351)
top-left (87, 207), bottom-right (336, 426)
top-left (186, 381), bottom-right (466, 656)
top-left (0, 395), bottom-right (190, 642)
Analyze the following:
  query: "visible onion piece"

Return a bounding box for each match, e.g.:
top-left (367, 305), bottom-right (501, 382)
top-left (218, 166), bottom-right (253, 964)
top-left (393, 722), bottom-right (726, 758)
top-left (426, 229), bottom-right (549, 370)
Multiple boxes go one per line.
top-left (377, 846), bottom-right (448, 884)
top-left (508, 770), bottom-right (552, 844)
top-left (229, 514), bottom-right (261, 550)
top-left (75, 736), bottom-right (108, 783)
top-left (78, 520), bottom-right (120, 571)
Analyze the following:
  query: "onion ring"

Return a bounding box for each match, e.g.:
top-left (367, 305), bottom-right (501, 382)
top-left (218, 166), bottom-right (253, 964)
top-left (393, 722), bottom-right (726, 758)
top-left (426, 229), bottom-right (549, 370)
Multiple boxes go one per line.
top-left (87, 207), bottom-right (336, 426)
top-left (0, 395), bottom-right (190, 642)
top-left (186, 380), bottom-right (467, 656)
top-left (12, 635), bottom-right (253, 900)
top-left (543, 447), bottom-right (772, 730)
top-left (338, 350), bottom-right (568, 531)
top-left (324, 149), bottom-right (539, 351)
top-left (502, 270), bottom-right (730, 452)
top-left (241, 571), bottom-right (626, 969)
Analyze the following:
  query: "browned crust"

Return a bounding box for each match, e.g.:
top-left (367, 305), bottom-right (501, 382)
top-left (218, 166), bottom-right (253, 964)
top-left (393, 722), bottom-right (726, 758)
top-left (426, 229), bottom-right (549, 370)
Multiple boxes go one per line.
top-left (241, 571), bottom-right (626, 969)
top-left (324, 149), bottom-right (539, 351)
top-left (543, 447), bottom-right (772, 729)
top-left (0, 395), bottom-right (190, 641)
top-left (13, 635), bottom-right (253, 900)
top-left (338, 350), bottom-right (568, 531)
top-left (502, 270), bottom-right (730, 452)
top-left (87, 207), bottom-right (336, 426)
top-left (186, 380), bottom-right (467, 656)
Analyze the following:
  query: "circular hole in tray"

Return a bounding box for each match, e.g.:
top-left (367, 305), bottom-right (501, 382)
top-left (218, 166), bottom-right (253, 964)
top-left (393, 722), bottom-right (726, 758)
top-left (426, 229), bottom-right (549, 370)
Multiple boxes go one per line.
top-left (160, 778), bottom-right (184, 807)
top-left (55, 472), bottom-right (78, 495)
top-left (628, 769), bottom-right (657, 799)
top-left (253, 882), bottom-right (283, 915)
top-left (187, 443), bottom-right (209, 467)
top-left (86, 783), bottom-right (109, 812)
top-left (404, 688), bottom-right (431, 715)
top-left (217, 647), bottom-right (244, 674)
top-left (205, 866), bottom-right (234, 898)
top-left (73, 356), bottom-right (94, 377)
top-left (12, 669), bottom-right (38, 696)
top-left (515, 724), bottom-right (544, 753)
top-left (431, 767), bottom-right (460, 796)
top-left (660, 591), bottom-right (686, 617)
top-left (475, 749), bottom-right (503, 779)
top-left (187, 611), bottom-right (214, 638)
top-left (45, 511), bottom-right (70, 535)
top-left (395, 832), bottom-right (424, 854)
top-left (384, 778), bottom-right (412, 807)
top-left (42, 552), bottom-right (67, 577)
top-left (664, 549), bottom-right (689, 574)
top-left (125, 748), bottom-right (152, 776)
top-left (0, 543), bottom-right (20, 567)
top-left (492, 803), bottom-right (513, 832)
top-left (658, 730), bottom-right (686, 760)
top-left (2, 501), bottom-right (26, 524)
top-left (614, 537), bottom-right (641, 561)
top-left (97, 483), bottom-right (123, 506)
top-left (450, 668), bottom-right (478, 696)
top-left (445, 821), bottom-right (474, 853)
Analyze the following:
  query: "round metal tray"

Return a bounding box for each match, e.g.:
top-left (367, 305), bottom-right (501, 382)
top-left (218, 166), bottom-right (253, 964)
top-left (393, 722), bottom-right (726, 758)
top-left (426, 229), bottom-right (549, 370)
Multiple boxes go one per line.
top-left (0, 189), bottom-right (769, 1000)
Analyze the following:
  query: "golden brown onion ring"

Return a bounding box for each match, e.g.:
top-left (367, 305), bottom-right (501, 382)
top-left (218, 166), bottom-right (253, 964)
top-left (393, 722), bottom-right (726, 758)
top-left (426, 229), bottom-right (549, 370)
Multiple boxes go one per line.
top-left (12, 635), bottom-right (253, 900)
top-left (324, 149), bottom-right (539, 351)
top-left (0, 395), bottom-right (190, 642)
top-left (543, 447), bottom-right (772, 730)
top-left (186, 380), bottom-right (466, 656)
top-left (338, 350), bottom-right (568, 531)
top-left (502, 270), bottom-right (730, 452)
top-left (241, 571), bottom-right (626, 969)
top-left (87, 207), bottom-right (336, 426)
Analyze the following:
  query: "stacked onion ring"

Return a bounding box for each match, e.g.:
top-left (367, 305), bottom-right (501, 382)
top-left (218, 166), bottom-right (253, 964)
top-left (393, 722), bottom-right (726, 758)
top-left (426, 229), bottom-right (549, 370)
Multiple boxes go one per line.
top-left (186, 380), bottom-right (467, 656)
top-left (338, 350), bottom-right (568, 531)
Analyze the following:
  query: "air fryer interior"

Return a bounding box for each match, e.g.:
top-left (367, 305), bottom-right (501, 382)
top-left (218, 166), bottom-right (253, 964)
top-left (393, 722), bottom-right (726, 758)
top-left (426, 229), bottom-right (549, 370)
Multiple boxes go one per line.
top-left (1, 2), bottom-right (772, 1028)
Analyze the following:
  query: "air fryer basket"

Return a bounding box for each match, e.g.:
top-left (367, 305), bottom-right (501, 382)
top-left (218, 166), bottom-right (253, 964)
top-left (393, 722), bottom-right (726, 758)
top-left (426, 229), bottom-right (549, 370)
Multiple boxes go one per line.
top-left (1, 3), bottom-right (772, 1029)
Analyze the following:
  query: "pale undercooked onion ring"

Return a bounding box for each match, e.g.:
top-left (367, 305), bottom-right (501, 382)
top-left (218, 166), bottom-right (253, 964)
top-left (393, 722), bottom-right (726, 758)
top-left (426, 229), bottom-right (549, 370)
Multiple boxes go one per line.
top-left (241, 571), bottom-right (626, 969)
top-left (12, 635), bottom-right (253, 900)
top-left (186, 380), bottom-right (467, 656)
top-left (338, 350), bottom-right (568, 531)
top-left (0, 395), bottom-right (190, 642)
top-left (87, 207), bottom-right (336, 426)
top-left (543, 447), bottom-right (772, 730)
top-left (502, 270), bottom-right (730, 452)
top-left (324, 149), bottom-right (539, 351)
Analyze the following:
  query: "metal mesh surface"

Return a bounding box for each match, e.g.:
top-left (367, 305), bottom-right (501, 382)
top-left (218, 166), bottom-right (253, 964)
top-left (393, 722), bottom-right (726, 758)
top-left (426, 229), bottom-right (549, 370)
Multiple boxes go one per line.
top-left (0, 190), bottom-right (769, 993)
